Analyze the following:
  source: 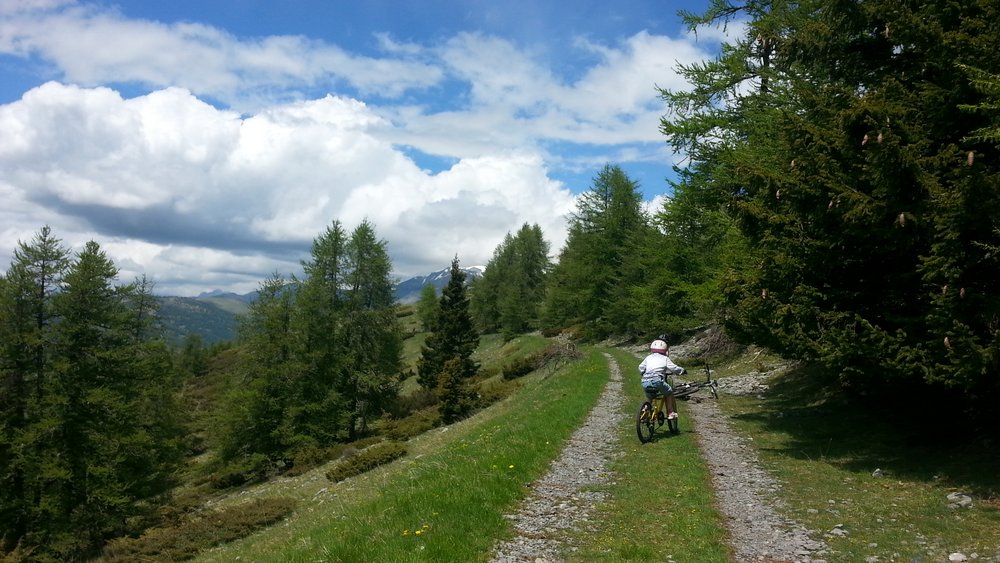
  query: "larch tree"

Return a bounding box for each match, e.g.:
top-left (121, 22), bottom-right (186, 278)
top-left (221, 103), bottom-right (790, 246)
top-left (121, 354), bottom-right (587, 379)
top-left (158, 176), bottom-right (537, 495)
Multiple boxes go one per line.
top-left (660, 0), bottom-right (1000, 412)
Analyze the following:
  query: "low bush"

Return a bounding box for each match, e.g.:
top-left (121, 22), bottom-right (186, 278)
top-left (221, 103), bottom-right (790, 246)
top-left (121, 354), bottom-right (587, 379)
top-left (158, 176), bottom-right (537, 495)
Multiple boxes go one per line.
top-left (209, 453), bottom-right (272, 490)
top-left (502, 342), bottom-right (582, 380)
top-left (326, 441), bottom-right (408, 483)
top-left (382, 406), bottom-right (440, 441)
top-left (101, 497), bottom-right (296, 562)
top-left (474, 378), bottom-right (520, 409)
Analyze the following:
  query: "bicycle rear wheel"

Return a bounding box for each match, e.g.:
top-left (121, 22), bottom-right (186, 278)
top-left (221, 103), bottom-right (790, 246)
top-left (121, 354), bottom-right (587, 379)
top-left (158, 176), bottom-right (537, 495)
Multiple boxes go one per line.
top-left (636, 402), bottom-right (655, 443)
top-left (667, 415), bottom-right (679, 435)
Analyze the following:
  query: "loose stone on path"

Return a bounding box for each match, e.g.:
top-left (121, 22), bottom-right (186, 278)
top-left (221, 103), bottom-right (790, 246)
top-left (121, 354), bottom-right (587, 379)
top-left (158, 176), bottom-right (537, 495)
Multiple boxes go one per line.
top-left (489, 353), bottom-right (626, 562)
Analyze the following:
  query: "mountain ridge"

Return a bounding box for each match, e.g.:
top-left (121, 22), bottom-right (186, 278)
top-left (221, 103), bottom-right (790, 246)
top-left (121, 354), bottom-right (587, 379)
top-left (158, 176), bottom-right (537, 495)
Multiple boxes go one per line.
top-left (155, 266), bottom-right (485, 344)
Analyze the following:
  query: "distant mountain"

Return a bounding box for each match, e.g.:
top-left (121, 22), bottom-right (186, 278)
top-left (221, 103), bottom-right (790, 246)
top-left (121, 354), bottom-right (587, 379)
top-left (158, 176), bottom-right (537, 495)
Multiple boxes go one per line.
top-left (154, 266), bottom-right (485, 344)
top-left (395, 266), bottom-right (484, 304)
top-left (155, 295), bottom-right (244, 345)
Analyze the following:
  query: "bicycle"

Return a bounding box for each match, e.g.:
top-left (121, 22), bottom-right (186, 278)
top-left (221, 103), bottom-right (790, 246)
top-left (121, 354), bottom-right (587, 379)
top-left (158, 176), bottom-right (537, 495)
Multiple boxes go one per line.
top-left (673, 363), bottom-right (719, 402)
top-left (635, 388), bottom-right (677, 443)
top-left (635, 364), bottom-right (718, 443)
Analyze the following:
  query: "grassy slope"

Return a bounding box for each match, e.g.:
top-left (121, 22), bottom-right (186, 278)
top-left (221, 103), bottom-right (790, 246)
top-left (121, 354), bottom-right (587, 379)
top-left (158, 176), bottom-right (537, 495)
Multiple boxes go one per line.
top-left (196, 347), bottom-right (613, 562)
top-left (720, 361), bottom-right (1000, 561)
top-left (182, 333), bottom-right (998, 562)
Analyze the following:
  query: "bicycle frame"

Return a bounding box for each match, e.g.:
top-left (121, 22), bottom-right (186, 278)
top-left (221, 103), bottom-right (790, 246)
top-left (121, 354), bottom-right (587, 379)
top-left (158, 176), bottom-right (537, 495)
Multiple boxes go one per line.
top-left (636, 390), bottom-right (677, 443)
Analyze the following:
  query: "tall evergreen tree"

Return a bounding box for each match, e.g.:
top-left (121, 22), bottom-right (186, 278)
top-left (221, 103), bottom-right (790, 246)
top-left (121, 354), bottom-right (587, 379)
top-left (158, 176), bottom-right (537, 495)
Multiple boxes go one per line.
top-left (1, 233), bottom-right (182, 559)
top-left (542, 165), bottom-right (650, 338)
top-left (221, 273), bottom-right (300, 463)
top-left (471, 224), bottom-right (550, 339)
top-left (0, 226), bottom-right (70, 548)
top-left (660, 0), bottom-right (1000, 408)
top-left (340, 220), bottom-right (402, 439)
top-left (417, 257), bottom-right (479, 390)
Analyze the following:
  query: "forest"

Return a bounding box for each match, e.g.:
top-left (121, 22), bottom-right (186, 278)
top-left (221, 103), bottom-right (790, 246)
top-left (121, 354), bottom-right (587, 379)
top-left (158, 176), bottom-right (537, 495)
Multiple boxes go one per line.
top-left (2, 0), bottom-right (999, 560)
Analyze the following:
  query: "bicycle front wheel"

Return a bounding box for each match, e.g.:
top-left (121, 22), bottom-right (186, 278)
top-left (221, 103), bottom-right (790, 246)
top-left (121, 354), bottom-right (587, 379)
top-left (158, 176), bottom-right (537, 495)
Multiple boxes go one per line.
top-left (667, 415), bottom-right (680, 435)
top-left (636, 402), bottom-right (655, 443)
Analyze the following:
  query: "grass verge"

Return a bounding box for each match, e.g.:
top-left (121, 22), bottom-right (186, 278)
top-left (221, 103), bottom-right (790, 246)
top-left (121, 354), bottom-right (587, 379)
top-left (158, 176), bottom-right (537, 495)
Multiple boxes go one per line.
top-left (567, 348), bottom-right (731, 562)
top-left (722, 363), bottom-right (1000, 562)
top-left (194, 347), bottom-right (610, 562)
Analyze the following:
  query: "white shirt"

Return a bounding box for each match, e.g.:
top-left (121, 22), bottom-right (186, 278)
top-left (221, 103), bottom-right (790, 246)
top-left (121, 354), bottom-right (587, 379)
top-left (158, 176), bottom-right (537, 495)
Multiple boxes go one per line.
top-left (638, 352), bottom-right (683, 384)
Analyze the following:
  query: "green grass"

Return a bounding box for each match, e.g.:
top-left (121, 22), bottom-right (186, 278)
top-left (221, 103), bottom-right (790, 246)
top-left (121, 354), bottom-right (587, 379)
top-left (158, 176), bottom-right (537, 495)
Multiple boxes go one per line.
top-left (567, 349), bottom-right (731, 562)
top-left (194, 348), bottom-right (612, 562)
top-left (722, 363), bottom-right (1000, 562)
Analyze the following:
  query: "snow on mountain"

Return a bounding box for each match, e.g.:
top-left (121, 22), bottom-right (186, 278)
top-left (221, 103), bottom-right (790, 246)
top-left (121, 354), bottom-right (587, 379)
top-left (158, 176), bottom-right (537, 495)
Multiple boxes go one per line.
top-left (394, 266), bottom-right (484, 304)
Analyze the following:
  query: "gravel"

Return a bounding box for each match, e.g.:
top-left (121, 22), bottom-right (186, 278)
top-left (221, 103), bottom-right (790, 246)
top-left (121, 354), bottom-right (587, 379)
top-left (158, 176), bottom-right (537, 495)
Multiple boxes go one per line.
top-left (490, 349), bottom-right (828, 563)
top-left (490, 353), bottom-right (626, 562)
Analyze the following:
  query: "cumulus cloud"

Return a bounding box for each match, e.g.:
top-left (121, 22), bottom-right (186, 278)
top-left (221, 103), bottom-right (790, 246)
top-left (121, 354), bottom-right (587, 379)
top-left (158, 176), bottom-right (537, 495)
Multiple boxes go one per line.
top-left (0, 2), bottom-right (725, 295)
top-left (0, 82), bottom-right (575, 294)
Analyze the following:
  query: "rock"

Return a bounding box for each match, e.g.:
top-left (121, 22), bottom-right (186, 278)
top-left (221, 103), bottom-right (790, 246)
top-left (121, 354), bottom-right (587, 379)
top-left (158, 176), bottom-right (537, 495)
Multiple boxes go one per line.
top-left (949, 553), bottom-right (968, 562)
top-left (946, 492), bottom-right (973, 508)
top-left (872, 468), bottom-right (882, 477)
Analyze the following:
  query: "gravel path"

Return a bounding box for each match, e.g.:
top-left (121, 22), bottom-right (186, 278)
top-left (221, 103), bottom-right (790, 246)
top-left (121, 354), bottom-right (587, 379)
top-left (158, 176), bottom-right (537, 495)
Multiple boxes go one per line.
top-left (490, 347), bottom-right (828, 563)
top-left (490, 353), bottom-right (626, 562)
top-left (686, 395), bottom-right (828, 562)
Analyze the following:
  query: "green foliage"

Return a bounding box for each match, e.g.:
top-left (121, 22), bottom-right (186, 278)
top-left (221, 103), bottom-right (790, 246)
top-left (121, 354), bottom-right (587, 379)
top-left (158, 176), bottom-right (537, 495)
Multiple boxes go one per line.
top-left (437, 357), bottom-right (474, 423)
top-left (660, 0), bottom-right (1000, 412)
top-left (100, 497), bottom-right (296, 562)
top-left (381, 407), bottom-right (441, 442)
top-left (416, 283), bottom-right (439, 331)
top-left (0, 228), bottom-right (184, 561)
top-left (216, 219), bottom-right (403, 470)
top-left (417, 257), bottom-right (480, 389)
top-left (501, 354), bottom-right (538, 380)
top-left (541, 165), bottom-right (654, 339)
top-left (325, 441), bottom-right (408, 483)
top-left (470, 223), bottom-right (550, 338)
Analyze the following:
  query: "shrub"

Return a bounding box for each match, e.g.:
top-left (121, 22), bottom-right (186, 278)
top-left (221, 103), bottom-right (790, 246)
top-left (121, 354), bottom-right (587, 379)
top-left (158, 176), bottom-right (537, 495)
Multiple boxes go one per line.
top-left (101, 497), bottom-right (296, 562)
top-left (502, 354), bottom-right (538, 380)
top-left (474, 378), bottom-right (520, 409)
top-left (382, 407), bottom-right (440, 441)
top-left (209, 453), bottom-right (271, 490)
top-left (326, 441), bottom-right (408, 483)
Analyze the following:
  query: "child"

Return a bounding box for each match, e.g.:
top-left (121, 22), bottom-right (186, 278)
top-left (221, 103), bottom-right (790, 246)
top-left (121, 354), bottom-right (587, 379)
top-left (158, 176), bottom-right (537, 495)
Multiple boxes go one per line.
top-left (639, 339), bottom-right (685, 419)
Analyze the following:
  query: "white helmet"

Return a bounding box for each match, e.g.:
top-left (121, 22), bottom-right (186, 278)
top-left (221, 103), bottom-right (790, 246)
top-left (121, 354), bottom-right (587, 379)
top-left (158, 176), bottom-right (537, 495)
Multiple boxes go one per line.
top-left (650, 339), bottom-right (668, 354)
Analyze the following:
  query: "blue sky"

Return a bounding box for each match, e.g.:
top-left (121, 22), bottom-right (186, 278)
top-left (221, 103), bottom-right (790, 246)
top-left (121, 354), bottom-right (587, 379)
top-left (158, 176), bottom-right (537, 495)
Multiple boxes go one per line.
top-left (0, 0), bottom-right (736, 295)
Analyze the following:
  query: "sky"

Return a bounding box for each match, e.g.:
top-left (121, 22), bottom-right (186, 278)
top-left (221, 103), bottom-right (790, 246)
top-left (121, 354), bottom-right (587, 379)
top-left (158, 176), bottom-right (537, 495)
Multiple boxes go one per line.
top-left (0, 0), bottom-right (736, 296)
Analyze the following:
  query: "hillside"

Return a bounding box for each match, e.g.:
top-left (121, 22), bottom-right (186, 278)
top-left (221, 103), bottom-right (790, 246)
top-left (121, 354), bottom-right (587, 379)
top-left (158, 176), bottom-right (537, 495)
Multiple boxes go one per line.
top-left (155, 296), bottom-right (241, 345)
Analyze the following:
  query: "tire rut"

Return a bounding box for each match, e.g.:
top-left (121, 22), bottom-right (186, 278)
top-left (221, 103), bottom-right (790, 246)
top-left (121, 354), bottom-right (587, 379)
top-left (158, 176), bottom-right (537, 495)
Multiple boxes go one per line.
top-left (489, 353), bottom-right (625, 562)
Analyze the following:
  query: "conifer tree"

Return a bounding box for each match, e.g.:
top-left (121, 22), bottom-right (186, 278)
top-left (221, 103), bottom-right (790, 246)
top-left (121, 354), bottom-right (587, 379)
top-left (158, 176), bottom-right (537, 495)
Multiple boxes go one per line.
top-left (417, 257), bottom-right (479, 390)
top-left (1, 233), bottom-right (182, 558)
top-left (542, 165), bottom-right (650, 338)
top-left (660, 0), bottom-right (1000, 407)
top-left (416, 283), bottom-right (439, 331)
top-left (340, 220), bottom-right (401, 439)
top-left (471, 223), bottom-right (550, 339)
top-left (0, 226), bottom-right (70, 547)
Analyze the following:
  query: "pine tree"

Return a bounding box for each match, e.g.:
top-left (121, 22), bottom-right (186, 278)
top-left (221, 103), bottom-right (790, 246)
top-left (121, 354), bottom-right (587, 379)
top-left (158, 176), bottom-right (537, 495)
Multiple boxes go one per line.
top-left (417, 257), bottom-right (479, 390)
top-left (340, 220), bottom-right (401, 439)
top-left (0, 235), bottom-right (182, 558)
top-left (660, 0), bottom-right (1000, 408)
top-left (471, 224), bottom-right (550, 339)
top-left (416, 283), bottom-right (439, 331)
top-left (542, 165), bottom-right (650, 338)
top-left (0, 227), bottom-right (70, 547)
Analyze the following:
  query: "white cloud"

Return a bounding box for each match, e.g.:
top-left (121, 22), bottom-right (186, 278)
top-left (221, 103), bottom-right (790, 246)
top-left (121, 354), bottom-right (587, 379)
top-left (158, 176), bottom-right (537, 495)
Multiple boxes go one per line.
top-left (0, 82), bottom-right (575, 294)
top-left (0, 3), bottom-right (443, 109)
top-left (0, 2), bottom-right (728, 295)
